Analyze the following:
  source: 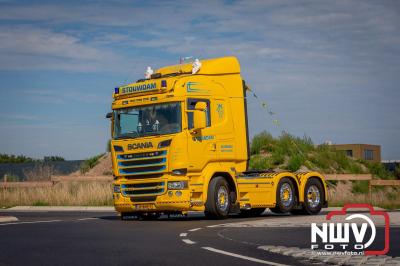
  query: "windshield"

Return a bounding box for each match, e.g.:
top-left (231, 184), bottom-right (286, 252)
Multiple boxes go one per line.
top-left (114, 102), bottom-right (181, 139)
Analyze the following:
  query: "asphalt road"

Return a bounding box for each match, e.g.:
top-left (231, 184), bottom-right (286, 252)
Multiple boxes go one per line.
top-left (0, 211), bottom-right (398, 266)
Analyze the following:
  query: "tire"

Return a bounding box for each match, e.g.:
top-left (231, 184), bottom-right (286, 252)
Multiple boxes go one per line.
top-left (205, 176), bottom-right (231, 219)
top-left (269, 177), bottom-right (295, 213)
top-left (302, 178), bottom-right (324, 215)
top-left (240, 208), bottom-right (266, 217)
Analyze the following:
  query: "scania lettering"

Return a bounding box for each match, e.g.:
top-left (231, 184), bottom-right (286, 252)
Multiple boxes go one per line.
top-left (128, 142), bottom-right (154, 150)
top-left (107, 57), bottom-right (328, 219)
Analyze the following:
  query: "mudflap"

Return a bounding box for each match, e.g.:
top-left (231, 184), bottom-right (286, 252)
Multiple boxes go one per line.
top-left (229, 202), bottom-right (240, 214)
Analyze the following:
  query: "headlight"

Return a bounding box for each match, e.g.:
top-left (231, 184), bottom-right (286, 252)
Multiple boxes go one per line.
top-left (172, 168), bottom-right (187, 176)
top-left (114, 185), bottom-right (121, 193)
top-left (167, 181), bottom-right (188, 190)
top-left (158, 139), bottom-right (172, 148)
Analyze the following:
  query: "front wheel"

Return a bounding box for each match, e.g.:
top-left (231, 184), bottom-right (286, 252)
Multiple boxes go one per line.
top-left (270, 177), bottom-right (295, 213)
top-left (205, 176), bottom-right (231, 219)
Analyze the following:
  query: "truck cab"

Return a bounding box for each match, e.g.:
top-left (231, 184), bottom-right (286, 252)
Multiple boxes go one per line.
top-left (109, 57), bottom-right (327, 219)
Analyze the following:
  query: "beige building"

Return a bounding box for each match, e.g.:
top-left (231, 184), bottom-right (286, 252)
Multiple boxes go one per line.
top-left (333, 144), bottom-right (381, 163)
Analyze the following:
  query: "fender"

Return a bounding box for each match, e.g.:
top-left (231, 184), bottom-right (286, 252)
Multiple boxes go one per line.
top-left (295, 172), bottom-right (328, 203)
top-left (272, 172), bottom-right (301, 205)
top-left (199, 162), bottom-right (238, 205)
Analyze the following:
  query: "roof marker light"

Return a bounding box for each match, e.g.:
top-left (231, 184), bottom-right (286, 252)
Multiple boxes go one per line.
top-left (161, 80), bottom-right (167, 88)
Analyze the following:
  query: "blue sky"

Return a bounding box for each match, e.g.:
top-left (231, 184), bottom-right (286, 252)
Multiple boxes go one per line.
top-left (0, 0), bottom-right (399, 160)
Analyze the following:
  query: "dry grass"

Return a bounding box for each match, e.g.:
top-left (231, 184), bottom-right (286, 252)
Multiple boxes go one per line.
top-left (327, 181), bottom-right (400, 210)
top-left (0, 182), bottom-right (113, 207)
top-left (1, 179), bottom-right (398, 209)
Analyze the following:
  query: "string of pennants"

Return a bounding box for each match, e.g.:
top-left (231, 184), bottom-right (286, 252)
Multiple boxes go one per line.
top-left (245, 84), bottom-right (305, 156)
top-left (245, 85), bottom-right (280, 126)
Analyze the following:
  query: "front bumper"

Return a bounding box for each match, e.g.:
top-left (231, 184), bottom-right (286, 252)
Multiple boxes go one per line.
top-left (113, 177), bottom-right (191, 213)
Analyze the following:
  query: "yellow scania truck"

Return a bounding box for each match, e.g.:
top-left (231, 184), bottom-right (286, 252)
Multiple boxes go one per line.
top-left (107, 56), bottom-right (327, 219)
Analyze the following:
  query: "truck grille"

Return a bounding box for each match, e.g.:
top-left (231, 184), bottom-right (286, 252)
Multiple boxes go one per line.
top-left (121, 182), bottom-right (165, 197)
top-left (117, 150), bottom-right (167, 176)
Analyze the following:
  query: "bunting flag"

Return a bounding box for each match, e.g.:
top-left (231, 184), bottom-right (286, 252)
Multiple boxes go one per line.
top-left (272, 119), bottom-right (280, 126)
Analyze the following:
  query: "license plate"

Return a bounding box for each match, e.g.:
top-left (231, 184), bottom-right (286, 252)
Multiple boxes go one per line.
top-left (134, 204), bottom-right (155, 210)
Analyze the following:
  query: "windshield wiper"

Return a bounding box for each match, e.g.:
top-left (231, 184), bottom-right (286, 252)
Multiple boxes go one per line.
top-left (114, 131), bottom-right (140, 140)
top-left (142, 132), bottom-right (162, 136)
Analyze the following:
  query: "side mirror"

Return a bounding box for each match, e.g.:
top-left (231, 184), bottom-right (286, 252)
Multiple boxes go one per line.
top-left (193, 102), bottom-right (207, 130)
top-left (106, 112), bottom-right (113, 119)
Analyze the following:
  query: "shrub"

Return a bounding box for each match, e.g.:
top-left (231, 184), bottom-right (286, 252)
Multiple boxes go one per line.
top-left (250, 131), bottom-right (274, 155)
top-left (287, 154), bottom-right (305, 172)
top-left (43, 156), bottom-right (65, 162)
top-left (271, 152), bottom-right (285, 166)
top-left (0, 154), bottom-right (36, 163)
top-left (352, 180), bottom-right (370, 194)
top-left (80, 154), bottom-right (105, 174)
top-left (367, 162), bottom-right (394, 180)
top-left (249, 155), bottom-right (272, 170)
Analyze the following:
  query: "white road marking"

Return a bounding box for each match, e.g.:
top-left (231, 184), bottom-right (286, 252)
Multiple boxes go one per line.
top-left (0, 219), bottom-right (62, 226)
top-left (202, 247), bottom-right (290, 266)
top-left (76, 217), bottom-right (98, 221)
top-left (207, 223), bottom-right (231, 228)
top-left (179, 233), bottom-right (188, 237)
top-left (188, 228), bottom-right (202, 232)
top-left (182, 239), bottom-right (196, 245)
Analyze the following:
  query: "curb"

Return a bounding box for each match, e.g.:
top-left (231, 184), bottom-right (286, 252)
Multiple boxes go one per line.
top-left (0, 216), bottom-right (18, 223)
top-left (1, 206), bottom-right (115, 212)
top-left (323, 207), bottom-right (386, 212)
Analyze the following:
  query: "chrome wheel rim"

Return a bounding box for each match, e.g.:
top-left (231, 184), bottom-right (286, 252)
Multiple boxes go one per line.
top-left (307, 185), bottom-right (321, 208)
top-left (217, 186), bottom-right (229, 212)
top-left (280, 183), bottom-right (293, 207)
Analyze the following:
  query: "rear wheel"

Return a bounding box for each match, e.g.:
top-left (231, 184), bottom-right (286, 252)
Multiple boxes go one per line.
top-left (240, 208), bottom-right (266, 217)
top-left (205, 176), bottom-right (231, 219)
top-left (269, 177), bottom-right (295, 213)
top-left (291, 178), bottom-right (324, 215)
top-left (303, 178), bottom-right (324, 215)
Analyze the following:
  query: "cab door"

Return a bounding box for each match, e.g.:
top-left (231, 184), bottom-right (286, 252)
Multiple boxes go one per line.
top-left (186, 98), bottom-right (217, 172)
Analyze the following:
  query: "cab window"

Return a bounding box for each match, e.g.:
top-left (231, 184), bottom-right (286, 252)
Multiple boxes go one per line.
top-left (187, 99), bottom-right (211, 129)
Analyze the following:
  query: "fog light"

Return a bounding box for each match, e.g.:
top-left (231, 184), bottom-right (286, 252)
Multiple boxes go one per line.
top-left (175, 191), bottom-right (182, 197)
top-left (114, 185), bottom-right (121, 193)
top-left (168, 191), bottom-right (173, 197)
top-left (168, 181), bottom-right (188, 190)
